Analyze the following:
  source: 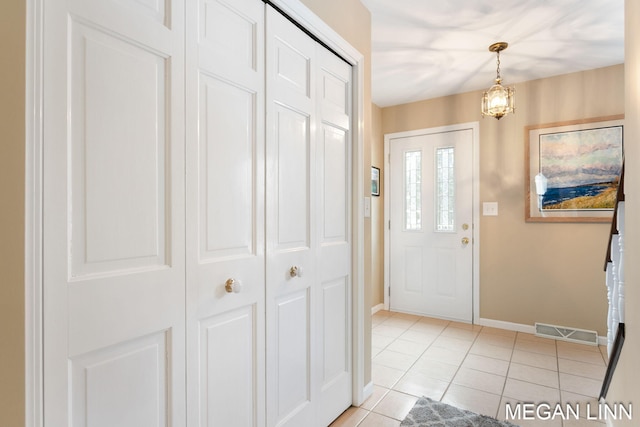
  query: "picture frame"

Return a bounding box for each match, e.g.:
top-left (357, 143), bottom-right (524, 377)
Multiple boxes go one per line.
top-left (525, 115), bottom-right (624, 223)
top-left (371, 166), bottom-right (380, 197)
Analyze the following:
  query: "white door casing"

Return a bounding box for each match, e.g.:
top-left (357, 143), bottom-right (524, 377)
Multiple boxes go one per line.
top-left (186, 0), bottom-right (265, 426)
top-left (385, 124), bottom-right (479, 323)
top-left (42, 0), bottom-right (186, 425)
top-left (265, 6), bottom-right (352, 426)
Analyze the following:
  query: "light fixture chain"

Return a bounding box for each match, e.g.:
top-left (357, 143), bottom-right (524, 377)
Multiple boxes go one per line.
top-left (496, 50), bottom-right (501, 80)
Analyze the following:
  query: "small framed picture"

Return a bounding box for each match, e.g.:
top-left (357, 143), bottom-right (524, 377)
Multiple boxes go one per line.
top-left (371, 166), bottom-right (380, 196)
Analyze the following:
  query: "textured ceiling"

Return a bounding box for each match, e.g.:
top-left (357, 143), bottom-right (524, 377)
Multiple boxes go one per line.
top-left (361, 0), bottom-right (624, 107)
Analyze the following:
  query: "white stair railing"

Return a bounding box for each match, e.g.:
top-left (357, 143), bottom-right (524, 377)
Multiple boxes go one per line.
top-left (605, 200), bottom-right (624, 357)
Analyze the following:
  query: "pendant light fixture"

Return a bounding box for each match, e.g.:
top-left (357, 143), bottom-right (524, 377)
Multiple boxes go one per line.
top-left (481, 42), bottom-right (515, 120)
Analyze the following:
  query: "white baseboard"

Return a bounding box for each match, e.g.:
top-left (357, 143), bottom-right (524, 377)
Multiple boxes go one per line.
top-left (371, 303), bottom-right (384, 315)
top-left (476, 317), bottom-right (535, 334)
top-left (478, 317), bottom-right (607, 347)
top-left (352, 381), bottom-right (373, 407)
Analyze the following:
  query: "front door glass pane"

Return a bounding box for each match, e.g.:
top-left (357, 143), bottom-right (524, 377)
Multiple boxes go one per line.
top-left (405, 150), bottom-right (421, 231)
top-left (436, 147), bottom-right (455, 232)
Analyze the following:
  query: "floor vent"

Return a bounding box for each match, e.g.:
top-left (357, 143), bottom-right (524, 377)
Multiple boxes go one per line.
top-left (534, 323), bottom-right (598, 346)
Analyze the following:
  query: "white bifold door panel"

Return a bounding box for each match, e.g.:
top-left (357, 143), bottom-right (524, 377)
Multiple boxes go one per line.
top-left (266, 7), bottom-right (352, 427)
top-left (43, 0), bottom-right (186, 425)
top-left (389, 129), bottom-right (473, 322)
top-left (186, 0), bottom-right (265, 426)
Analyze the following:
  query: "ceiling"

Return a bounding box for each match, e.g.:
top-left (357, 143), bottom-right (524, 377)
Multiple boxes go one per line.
top-left (361, 0), bottom-right (624, 107)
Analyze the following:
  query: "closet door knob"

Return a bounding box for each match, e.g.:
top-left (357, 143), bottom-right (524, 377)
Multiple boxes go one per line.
top-left (289, 266), bottom-right (300, 278)
top-left (225, 278), bottom-right (242, 293)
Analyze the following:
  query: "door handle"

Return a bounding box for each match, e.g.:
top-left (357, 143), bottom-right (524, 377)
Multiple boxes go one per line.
top-left (289, 266), bottom-right (303, 278)
top-left (225, 278), bottom-right (242, 293)
top-left (461, 237), bottom-right (470, 245)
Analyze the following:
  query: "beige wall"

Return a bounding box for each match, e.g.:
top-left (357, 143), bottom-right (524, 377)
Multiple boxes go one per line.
top-left (381, 64), bottom-right (624, 335)
top-left (606, 1), bottom-right (640, 422)
top-left (0, 0), bottom-right (25, 425)
top-left (371, 104), bottom-right (385, 306)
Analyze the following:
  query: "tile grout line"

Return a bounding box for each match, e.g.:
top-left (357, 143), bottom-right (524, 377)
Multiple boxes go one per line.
top-left (362, 313), bottom-right (608, 427)
top-left (368, 314), bottom-right (483, 424)
top-left (363, 312), bottom-right (440, 426)
top-left (436, 324), bottom-right (483, 405)
top-left (378, 315), bottom-right (450, 395)
top-left (494, 331), bottom-right (517, 420)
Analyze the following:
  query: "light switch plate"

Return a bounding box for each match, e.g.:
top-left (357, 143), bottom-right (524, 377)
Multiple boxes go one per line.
top-left (483, 202), bottom-right (498, 216)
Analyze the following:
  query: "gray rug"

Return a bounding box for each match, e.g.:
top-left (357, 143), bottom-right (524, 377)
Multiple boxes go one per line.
top-left (401, 397), bottom-right (519, 427)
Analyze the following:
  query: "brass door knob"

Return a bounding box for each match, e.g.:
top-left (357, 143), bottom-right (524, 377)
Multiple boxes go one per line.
top-left (225, 278), bottom-right (242, 293)
top-left (289, 266), bottom-right (299, 278)
top-left (461, 237), bottom-right (470, 245)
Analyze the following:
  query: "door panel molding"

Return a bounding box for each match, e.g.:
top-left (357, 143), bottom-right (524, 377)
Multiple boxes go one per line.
top-left (70, 330), bottom-right (169, 427)
top-left (70, 20), bottom-right (170, 277)
top-left (199, 305), bottom-right (259, 427)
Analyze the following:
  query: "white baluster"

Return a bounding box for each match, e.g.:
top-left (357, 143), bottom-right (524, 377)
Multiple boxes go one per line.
top-left (617, 202), bottom-right (625, 324)
top-left (605, 262), bottom-right (614, 356)
top-left (611, 236), bottom-right (620, 342)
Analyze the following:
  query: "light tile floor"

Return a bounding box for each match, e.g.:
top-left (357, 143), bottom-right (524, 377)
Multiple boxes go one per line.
top-left (330, 310), bottom-right (610, 427)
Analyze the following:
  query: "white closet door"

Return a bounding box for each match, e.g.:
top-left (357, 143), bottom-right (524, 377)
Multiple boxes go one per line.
top-left (315, 47), bottom-right (353, 427)
top-left (42, 0), bottom-right (186, 425)
top-left (266, 6), bottom-right (352, 426)
top-left (186, 0), bottom-right (265, 426)
top-left (266, 7), bottom-right (317, 426)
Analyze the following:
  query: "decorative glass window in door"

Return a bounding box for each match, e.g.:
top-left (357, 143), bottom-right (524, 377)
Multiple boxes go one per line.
top-left (436, 147), bottom-right (455, 231)
top-left (405, 150), bottom-right (421, 231)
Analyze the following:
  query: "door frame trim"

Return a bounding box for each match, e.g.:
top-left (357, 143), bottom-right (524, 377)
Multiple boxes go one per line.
top-left (25, 1), bottom-right (367, 424)
top-left (383, 122), bottom-right (480, 324)
top-left (25, 0), bottom-right (44, 424)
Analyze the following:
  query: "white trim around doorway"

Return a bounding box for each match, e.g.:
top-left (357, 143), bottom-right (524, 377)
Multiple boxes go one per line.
top-left (25, 0), bottom-right (44, 425)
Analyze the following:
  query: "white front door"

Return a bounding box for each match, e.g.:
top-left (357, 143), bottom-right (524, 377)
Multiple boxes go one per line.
top-left (185, 0), bottom-right (265, 426)
top-left (43, 0), bottom-right (186, 425)
top-left (265, 6), bottom-right (352, 427)
top-left (388, 128), bottom-right (474, 322)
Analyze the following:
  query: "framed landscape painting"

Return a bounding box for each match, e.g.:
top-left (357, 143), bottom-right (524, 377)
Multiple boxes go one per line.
top-left (526, 115), bottom-right (624, 222)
